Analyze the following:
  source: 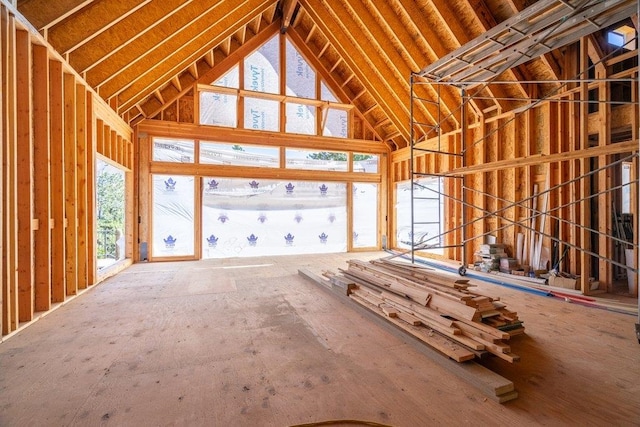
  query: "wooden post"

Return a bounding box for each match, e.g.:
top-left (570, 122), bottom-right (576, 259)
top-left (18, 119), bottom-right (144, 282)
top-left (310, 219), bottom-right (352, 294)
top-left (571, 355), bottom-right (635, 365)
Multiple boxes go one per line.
top-left (33, 43), bottom-right (51, 312)
top-left (597, 60), bottom-right (611, 292)
top-left (76, 84), bottom-right (88, 290)
top-left (16, 29), bottom-right (34, 322)
top-left (64, 73), bottom-right (77, 297)
top-left (49, 59), bottom-right (65, 303)
top-left (0, 5), bottom-right (4, 335)
top-left (86, 94), bottom-right (96, 286)
top-left (1, 5), bottom-right (19, 334)
top-left (579, 37), bottom-right (591, 294)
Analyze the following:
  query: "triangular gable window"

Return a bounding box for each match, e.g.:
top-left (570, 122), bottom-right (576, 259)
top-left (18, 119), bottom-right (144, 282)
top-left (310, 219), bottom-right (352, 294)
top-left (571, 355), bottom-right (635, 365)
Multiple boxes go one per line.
top-left (199, 32), bottom-right (350, 138)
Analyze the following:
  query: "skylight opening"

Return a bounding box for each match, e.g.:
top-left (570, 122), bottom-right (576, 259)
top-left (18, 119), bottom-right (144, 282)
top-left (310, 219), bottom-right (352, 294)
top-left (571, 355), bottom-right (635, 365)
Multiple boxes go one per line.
top-left (607, 25), bottom-right (636, 51)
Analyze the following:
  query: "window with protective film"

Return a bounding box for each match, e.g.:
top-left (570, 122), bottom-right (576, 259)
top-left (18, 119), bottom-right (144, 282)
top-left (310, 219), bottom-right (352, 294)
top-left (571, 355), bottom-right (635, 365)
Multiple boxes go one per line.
top-left (152, 174), bottom-right (195, 258)
top-left (202, 177), bottom-right (347, 258)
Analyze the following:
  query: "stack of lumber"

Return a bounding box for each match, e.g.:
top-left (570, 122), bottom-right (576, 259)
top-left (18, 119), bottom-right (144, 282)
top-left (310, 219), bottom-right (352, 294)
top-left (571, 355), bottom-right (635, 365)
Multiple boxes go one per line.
top-left (324, 258), bottom-right (524, 364)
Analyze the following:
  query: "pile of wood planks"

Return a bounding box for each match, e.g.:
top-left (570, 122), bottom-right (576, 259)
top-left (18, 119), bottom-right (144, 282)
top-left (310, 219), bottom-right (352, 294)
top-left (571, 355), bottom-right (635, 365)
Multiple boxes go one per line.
top-left (324, 258), bottom-right (524, 364)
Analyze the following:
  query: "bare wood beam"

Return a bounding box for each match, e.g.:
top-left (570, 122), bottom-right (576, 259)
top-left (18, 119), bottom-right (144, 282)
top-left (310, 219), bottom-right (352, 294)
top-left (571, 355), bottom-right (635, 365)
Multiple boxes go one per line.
top-left (447, 140), bottom-right (636, 176)
top-left (75, 84), bottom-right (88, 290)
top-left (137, 120), bottom-right (388, 154)
top-left (90, 0), bottom-right (269, 91)
top-left (16, 29), bottom-right (33, 322)
top-left (63, 73), bottom-right (78, 297)
top-left (32, 43), bottom-right (51, 312)
top-left (2, 0), bottom-right (20, 336)
top-left (49, 59), bottom-right (66, 303)
top-left (365, 0), bottom-right (460, 128)
top-left (85, 93), bottom-right (97, 287)
top-left (280, 0), bottom-right (298, 33)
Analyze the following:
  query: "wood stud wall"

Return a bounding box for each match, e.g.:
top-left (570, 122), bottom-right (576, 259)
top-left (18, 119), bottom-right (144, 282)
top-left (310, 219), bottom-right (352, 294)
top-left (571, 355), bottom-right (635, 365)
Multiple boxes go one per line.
top-left (391, 37), bottom-right (638, 295)
top-left (0, 4), bottom-right (133, 338)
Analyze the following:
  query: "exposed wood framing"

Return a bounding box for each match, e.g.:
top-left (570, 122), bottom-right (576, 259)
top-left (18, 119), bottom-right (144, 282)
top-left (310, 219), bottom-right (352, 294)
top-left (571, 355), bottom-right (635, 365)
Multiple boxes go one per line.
top-left (32, 43), bottom-right (51, 312)
top-left (1, 2), bottom-right (134, 338)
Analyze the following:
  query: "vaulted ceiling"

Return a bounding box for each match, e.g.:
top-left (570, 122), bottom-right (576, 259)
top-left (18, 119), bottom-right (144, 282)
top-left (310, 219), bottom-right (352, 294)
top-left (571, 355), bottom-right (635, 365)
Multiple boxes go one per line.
top-left (16, 0), bottom-right (636, 149)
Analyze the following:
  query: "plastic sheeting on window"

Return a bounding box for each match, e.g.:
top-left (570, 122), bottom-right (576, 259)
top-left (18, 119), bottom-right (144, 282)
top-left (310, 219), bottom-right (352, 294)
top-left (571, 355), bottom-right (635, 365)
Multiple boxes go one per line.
top-left (152, 175), bottom-right (195, 257)
top-left (244, 35), bottom-right (279, 94)
top-left (200, 92), bottom-right (237, 127)
top-left (352, 183), bottom-right (378, 248)
top-left (323, 108), bottom-right (348, 138)
top-left (353, 154), bottom-right (379, 173)
top-left (352, 182), bottom-right (378, 248)
top-left (286, 39), bottom-right (315, 99)
top-left (395, 177), bottom-right (443, 254)
top-left (321, 81), bottom-right (338, 102)
top-left (244, 97), bottom-right (279, 131)
top-left (202, 178), bottom-right (347, 258)
top-left (153, 138), bottom-right (195, 163)
top-left (200, 141), bottom-right (279, 168)
top-left (285, 148), bottom-right (348, 171)
top-left (285, 103), bottom-right (316, 135)
top-left (213, 65), bottom-right (239, 88)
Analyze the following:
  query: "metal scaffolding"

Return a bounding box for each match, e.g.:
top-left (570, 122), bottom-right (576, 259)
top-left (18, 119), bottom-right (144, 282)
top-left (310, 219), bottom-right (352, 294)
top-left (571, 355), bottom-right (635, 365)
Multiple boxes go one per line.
top-left (407, 0), bottom-right (640, 334)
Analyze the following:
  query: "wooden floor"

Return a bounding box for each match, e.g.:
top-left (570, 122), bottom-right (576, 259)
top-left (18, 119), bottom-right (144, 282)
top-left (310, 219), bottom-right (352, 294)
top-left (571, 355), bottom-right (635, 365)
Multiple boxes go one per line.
top-left (0, 252), bottom-right (638, 426)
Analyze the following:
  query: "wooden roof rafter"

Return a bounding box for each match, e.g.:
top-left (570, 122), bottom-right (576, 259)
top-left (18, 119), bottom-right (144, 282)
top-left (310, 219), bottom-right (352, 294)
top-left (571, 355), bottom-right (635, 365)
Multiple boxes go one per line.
top-left (47, 0), bottom-right (154, 55)
top-left (279, 0), bottom-right (299, 33)
top-left (340, 0), bottom-right (444, 137)
top-left (114, 0), bottom-right (276, 114)
top-left (70, 0), bottom-right (199, 75)
top-left (393, 0), bottom-right (478, 124)
top-left (426, 0), bottom-right (523, 114)
top-left (299, 0), bottom-right (412, 146)
top-left (287, 27), bottom-right (387, 146)
top-left (16, 0), bottom-right (95, 31)
top-left (362, 0), bottom-right (460, 130)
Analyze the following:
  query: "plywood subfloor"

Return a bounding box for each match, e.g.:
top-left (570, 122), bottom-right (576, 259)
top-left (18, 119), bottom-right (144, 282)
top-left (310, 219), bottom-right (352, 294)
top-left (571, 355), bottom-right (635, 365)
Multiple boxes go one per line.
top-left (0, 252), bottom-right (638, 426)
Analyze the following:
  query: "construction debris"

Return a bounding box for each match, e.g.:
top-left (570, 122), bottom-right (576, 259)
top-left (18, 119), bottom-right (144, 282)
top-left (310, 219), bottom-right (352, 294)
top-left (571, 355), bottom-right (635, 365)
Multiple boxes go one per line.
top-left (324, 258), bottom-right (524, 364)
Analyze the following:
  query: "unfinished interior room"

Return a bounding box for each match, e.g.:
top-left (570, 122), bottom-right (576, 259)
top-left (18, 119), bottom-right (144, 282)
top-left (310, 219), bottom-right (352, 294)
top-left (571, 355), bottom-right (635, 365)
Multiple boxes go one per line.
top-left (1, 0), bottom-right (639, 425)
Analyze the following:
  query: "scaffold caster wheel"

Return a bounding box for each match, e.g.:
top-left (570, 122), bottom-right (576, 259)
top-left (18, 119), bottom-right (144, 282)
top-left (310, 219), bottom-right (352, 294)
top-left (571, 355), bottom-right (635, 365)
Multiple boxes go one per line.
top-left (458, 266), bottom-right (467, 276)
